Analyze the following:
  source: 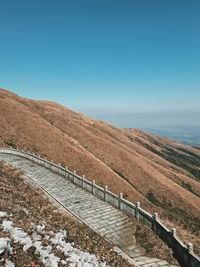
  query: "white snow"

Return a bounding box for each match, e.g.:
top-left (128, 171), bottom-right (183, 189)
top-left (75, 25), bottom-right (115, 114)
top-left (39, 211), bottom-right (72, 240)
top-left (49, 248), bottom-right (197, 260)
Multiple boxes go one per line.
top-left (0, 210), bottom-right (110, 267)
top-left (36, 224), bottom-right (45, 233)
top-left (32, 239), bottom-right (60, 267)
top-left (2, 220), bottom-right (32, 251)
top-left (0, 211), bottom-right (7, 217)
top-left (5, 259), bottom-right (15, 267)
top-left (0, 237), bottom-right (13, 255)
top-left (50, 230), bottom-right (109, 266)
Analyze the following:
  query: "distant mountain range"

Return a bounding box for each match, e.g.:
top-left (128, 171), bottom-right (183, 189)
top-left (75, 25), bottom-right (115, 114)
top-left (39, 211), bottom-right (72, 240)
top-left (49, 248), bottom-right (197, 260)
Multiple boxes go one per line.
top-left (144, 125), bottom-right (200, 148)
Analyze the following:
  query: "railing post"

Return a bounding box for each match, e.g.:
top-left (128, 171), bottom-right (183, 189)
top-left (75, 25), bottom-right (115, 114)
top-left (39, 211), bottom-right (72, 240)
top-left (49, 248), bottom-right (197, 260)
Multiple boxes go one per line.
top-left (49, 160), bottom-right (53, 171)
top-left (170, 228), bottom-right (177, 251)
top-left (135, 202), bottom-right (140, 220)
top-left (187, 243), bottom-right (193, 253)
top-left (172, 228), bottom-right (176, 238)
top-left (73, 171), bottom-right (76, 183)
top-left (119, 193), bottom-right (123, 210)
top-left (153, 213), bottom-right (159, 234)
top-left (82, 175), bottom-right (85, 188)
top-left (50, 160), bottom-right (53, 170)
top-left (104, 186), bottom-right (108, 201)
top-left (44, 157), bottom-right (47, 167)
top-left (58, 163), bottom-right (61, 174)
top-left (187, 243), bottom-right (193, 267)
top-left (65, 166), bottom-right (68, 178)
top-left (92, 180), bottom-right (96, 195)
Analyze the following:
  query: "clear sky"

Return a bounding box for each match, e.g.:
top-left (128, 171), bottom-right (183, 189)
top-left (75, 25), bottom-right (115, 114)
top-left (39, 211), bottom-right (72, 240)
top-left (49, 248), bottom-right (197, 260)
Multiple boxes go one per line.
top-left (0, 0), bottom-right (200, 127)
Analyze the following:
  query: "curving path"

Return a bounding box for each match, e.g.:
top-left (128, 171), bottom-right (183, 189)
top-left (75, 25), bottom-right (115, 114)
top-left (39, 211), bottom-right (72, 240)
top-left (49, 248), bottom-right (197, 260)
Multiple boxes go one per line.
top-left (0, 153), bottom-right (178, 267)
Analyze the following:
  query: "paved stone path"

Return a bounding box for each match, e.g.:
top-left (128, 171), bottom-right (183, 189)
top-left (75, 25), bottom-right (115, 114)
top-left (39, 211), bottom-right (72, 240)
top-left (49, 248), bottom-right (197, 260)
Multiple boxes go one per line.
top-left (0, 153), bottom-right (178, 267)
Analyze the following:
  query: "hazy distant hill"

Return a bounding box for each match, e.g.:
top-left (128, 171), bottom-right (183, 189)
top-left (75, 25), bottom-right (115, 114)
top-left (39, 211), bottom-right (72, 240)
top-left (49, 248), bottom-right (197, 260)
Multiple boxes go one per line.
top-left (144, 125), bottom-right (200, 147)
top-left (0, 88), bottom-right (200, 253)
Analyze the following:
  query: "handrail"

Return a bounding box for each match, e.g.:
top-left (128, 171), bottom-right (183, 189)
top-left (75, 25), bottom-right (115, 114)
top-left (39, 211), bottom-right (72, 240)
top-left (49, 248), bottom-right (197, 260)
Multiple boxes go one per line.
top-left (0, 147), bottom-right (199, 267)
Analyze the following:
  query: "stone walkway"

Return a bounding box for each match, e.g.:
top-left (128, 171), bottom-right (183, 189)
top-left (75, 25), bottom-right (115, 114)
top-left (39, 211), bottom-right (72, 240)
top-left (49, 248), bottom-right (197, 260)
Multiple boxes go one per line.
top-left (0, 153), bottom-right (178, 267)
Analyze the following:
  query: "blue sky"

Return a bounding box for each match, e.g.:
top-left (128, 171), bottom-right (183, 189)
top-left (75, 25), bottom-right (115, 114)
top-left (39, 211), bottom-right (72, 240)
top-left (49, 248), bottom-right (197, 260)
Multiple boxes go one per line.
top-left (0, 0), bottom-right (200, 127)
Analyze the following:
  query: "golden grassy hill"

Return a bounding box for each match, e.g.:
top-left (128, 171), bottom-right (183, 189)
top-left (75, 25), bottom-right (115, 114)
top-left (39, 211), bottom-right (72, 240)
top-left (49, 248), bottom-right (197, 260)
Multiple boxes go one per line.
top-left (0, 88), bottom-right (200, 253)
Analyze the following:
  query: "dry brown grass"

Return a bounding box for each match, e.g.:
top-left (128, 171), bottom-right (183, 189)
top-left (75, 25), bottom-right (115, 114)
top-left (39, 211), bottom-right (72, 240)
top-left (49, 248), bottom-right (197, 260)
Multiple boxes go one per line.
top-left (0, 161), bottom-right (133, 266)
top-left (0, 88), bottom-right (200, 257)
top-left (0, 161), bottom-right (180, 266)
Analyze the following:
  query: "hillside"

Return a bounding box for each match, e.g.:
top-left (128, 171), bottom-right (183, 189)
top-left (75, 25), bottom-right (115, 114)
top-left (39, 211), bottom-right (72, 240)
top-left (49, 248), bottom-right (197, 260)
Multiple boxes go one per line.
top-left (0, 88), bottom-right (200, 254)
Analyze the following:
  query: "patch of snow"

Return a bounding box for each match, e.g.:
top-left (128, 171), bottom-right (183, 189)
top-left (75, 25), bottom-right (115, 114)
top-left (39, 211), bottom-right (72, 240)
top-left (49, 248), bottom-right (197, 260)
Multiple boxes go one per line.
top-left (1, 219), bottom-right (60, 267)
top-left (0, 237), bottom-right (13, 255)
top-left (32, 238), bottom-right (60, 267)
top-left (32, 232), bottom-right (41, 241)
top-left (0, 211), bottom-right (8, 217)
top-left (36, 224), bottom-right (45, 233)
top-left (5, 259), bottom-right (15, 267)
top-left (50, 230), bottom-right (74, 255)
top-left (2, 220), bottom-right (12, 231)
top-left (1, 218), bottom-right (110, 267)
top-left (2, 220), bottom-right (32, 251)
top-left (50, 230), bottom-right (110, 266)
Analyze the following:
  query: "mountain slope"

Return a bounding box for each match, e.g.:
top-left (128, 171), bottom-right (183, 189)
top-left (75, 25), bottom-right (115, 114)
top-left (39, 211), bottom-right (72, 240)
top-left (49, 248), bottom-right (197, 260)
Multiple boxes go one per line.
top-left (0, 88), bottom-right (200, 253)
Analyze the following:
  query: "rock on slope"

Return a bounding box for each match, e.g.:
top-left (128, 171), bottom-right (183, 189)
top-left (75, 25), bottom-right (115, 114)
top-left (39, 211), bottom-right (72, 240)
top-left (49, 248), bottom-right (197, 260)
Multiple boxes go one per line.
top-left (0, 88), bottom-right (200, 253)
